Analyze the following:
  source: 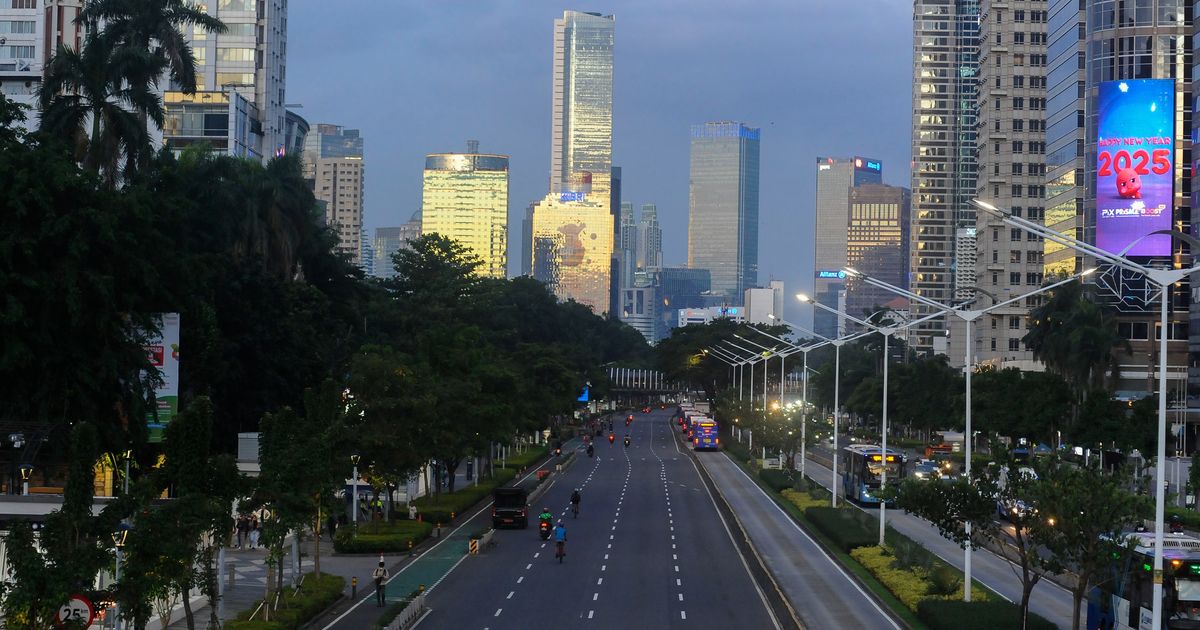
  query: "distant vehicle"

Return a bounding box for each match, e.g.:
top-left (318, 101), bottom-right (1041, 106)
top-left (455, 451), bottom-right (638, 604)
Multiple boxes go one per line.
top-left (995, 465), bottom-right (1037, 521)
top-left (924, 430), bottom-right (964, 459)
top-left (692, 420), bottom-right (719, 451)
top-left (1089, 531), bottom-right (1200, 629)
top-left (492, 487), bottom-right (529, 529)
top-left (911, 459), bottom-right (940, 481)
top-left (841, 444), bottom-right (906, 506)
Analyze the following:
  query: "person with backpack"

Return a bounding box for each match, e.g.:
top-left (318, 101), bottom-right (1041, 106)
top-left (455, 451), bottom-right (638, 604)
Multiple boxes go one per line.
top-left (372, 561), bottom-right (389, 606)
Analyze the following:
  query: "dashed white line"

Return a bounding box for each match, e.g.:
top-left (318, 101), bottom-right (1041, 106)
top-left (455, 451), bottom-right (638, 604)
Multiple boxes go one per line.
top-left (517, 576), bottom-right (524, 584)
top-left (593, 592), bottom-right (599, 601)
top-left (601, 565), bottom-right (606, 571)
top-left (597, 577), bottom-right (604, 585)
top-left (507, 591), bottom-right (514, 599)
top-left (588, 611), bottom-right (595, 619)
top-left (681, 611), bottom-right (687, 620)
top-left (533, 552), bottom-right (540, 558)
top-left (676, 578), bottom-right (682, 586)
top-left (525, 563), bottom-right (532, 570)
top-left (494, 608), bottom-right (503, 617)
top-left (678, 593), bottom-right (684, 601)
top-left (674, 565), bottom-right (679, 572)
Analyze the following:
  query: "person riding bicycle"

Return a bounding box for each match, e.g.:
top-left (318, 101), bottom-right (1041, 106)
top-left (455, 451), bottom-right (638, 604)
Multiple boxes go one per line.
top-left (570, 489), bottom-right (581, 516)
top-left (554, 520), bottom-right (567, 562)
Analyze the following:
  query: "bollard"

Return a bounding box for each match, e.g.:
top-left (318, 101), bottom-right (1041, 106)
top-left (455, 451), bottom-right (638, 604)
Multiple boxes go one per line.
top-left (351, 576), bottom-right (357, 599)
top-left (408, 539), bottom-right (413, 552)
top-left (419, 584), bottom-right (425, 594)
top-left (450, 511), bottom-right (455, 520)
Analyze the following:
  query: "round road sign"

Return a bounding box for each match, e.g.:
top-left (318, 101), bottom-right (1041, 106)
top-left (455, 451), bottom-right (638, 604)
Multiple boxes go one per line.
top-left (55, 594), bottom-right (94, 627)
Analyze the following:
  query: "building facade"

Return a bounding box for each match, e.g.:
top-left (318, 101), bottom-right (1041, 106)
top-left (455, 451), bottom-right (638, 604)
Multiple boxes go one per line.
top-left (844, 184), bottom-right (911, 324)
top-left (1042, 0), bottom-right (1085, 278)
top-left (813, 157), bottom-right (884, 337)
top-left (421, 148), bottom-right (510, 279)
top-left (687, 121), bottom-right (761, 298)
top-left (532, 10), bottom-right (615, 312)
top-left (638, 203), bottom-right (663, 270)
top-left (618, 285), bottom-right (662, 343)
top-left (303, 124), bottom-right (365, 267)
top-left (677, 306), bottom-right (746, 327)
top-left (971, 0), bottom-right (1049, 368)
top-left (0, 0), bottom-right (84, 127)
top-left (162, 90), bottom-right (262, 158)
top-left (373, 213), bottom-right (422, 280)
top-left (910, 0), bottom-right (980, 354)
top-left (744, 281), bottom-right (784, 325)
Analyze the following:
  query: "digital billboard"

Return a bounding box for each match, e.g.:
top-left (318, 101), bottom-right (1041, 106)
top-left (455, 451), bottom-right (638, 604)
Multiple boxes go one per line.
top-left (1095, 79), bottom-right (1175, 257)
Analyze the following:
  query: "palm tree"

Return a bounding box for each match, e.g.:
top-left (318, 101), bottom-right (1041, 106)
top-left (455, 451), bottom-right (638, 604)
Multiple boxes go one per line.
top-left (240, 154), bottom-right (322, 280)
top-left (78, 0), bottom-right (226, 94)
top-left (39, 32), bottom-right (166, 186)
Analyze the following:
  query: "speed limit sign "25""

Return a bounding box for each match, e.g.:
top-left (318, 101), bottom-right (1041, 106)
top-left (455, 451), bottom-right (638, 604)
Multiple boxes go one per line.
top-left (56, 594), bottom-right (94, 627)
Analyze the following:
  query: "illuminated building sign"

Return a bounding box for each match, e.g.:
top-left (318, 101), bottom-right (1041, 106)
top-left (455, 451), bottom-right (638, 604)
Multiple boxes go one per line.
top-left (854, 157), bottom-right (882, 173)
top-left (1095, 79), bottom-right (1175, 257)
top-left (559, 191), bottom-right (586, 203)
top-left (816, 270), bottom-right (847, 279)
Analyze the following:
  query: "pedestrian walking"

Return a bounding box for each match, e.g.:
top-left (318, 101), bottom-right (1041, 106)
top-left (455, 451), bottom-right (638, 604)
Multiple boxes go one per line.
top-left (248, 515), bottom-right (260, 549)
top-left (235, 515), bottom-right (249, 549)
top-left (372, 561), bottom-right (389, 607)
top-left (326, 514), bottom-right (338, 542)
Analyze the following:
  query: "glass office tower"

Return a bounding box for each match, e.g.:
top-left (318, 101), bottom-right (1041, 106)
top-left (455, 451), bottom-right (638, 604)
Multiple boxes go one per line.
top-left (687, 121), bottom-right (762, 298)
top-left (813, 157), bottom-right (883, 337)
top-left (422, 149), bottom-right (510, 279)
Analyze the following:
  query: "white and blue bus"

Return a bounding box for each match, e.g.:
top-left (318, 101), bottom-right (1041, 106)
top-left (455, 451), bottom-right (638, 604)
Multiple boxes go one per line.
top-left (841, 444), bottom-right (906, 506)
top-left (1088, 531), bottom-right (1200, 630)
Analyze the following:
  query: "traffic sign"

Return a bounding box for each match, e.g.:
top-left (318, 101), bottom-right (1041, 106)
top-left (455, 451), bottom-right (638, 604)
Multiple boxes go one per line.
top-left (55, 594), bottom-right (94, 627)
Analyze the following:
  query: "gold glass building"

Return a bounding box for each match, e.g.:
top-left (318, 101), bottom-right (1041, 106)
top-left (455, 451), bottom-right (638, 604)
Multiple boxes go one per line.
top-left (531, 192), bottom-right (614, 314)
top-left (421, 151), bottom-right (509, 279)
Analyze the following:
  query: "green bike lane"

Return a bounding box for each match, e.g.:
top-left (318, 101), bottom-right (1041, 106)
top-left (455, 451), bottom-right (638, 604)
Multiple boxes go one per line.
top-left (317, 440), bottom-right (583, 630)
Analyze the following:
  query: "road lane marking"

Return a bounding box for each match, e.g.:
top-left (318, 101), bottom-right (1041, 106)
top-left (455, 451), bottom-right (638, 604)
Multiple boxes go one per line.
top-left (678, 593), bottom-right (684, 601)
top-left (681, 611), bottom-right (687, 620)
top-left (494, 609), bottom-right (502, 617)
top-left (597, 577), bottom-right (603, 585)
top-left (533, 552), bottom-right (539, 558)
top-left (674, 565), bottom-right (679, 572)
top-left (676, 578), bottom-right (681, 586)
top-left (604, 553), bottom-right (609, 559)
top-left (593, 593), bottom-right (599, 601)
top-left (507, 591), bottom-right (514, 599)
top-left (517, 576), bottom-right (523, 583)
top-left (588, 611), bottom-right (594, 619)
top-left (601, 564), bottom-right (606, 571)
top-left (525, 563), bottom-right (531, 570)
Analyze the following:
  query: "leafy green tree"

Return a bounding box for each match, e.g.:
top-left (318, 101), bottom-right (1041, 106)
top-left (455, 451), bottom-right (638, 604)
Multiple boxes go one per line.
top-left (1032, 459), bottom-right (1148, 630)
top-left (39, 32), bottom-right (165, 185)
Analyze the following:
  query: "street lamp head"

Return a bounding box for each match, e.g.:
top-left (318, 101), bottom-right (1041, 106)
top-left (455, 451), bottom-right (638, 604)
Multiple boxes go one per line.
top-left (970, 198), bottom-right (1002, 215)
top-left (796, 293), bottom-right (812, 303)
top-left (842, 267), bottom-right (861, 277)
top-left (350, 453), bottom-right (361, 466)
top-left (17, 463), bottom-right (32, 482)
top-left (1081, 267), bottom-right (1098, 277)
top-left (112, 522), bottom-right (132, 548)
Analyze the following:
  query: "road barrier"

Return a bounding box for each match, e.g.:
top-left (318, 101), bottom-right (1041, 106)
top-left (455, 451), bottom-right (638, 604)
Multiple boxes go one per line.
top-left (468, 538), bottom-right (478, 554)
top-left (382, 592), bottom-right (427, 630)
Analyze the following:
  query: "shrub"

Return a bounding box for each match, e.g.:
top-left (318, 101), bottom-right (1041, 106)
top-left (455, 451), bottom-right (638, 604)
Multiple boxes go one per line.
top-left (503, 445), bottom-right (549, 470)
top-left (226, 572), bottom-right (345, 630)
top-left (722, 437), bottom-right (752, 463)
top-left (852, 546), bottom-right (987, 612)
top-left (334, 520), bottom-right (434, 554)
top-left (413, 468), bottom-right (516, 524)
top-left (805, 507), bottom-right (877, 551)
top-left (758, 468), bottom-right (794, 492)
top-left (781, 489), bottom-right (829, 512)
top-left (890, 537), bottom-right (930, 572)
top-left (926, 564), bottom-right (962, 596)
top-left (917, 600), bottom-right (1057, 630)
top-left (1167, 506), bottom-right (1200, 530)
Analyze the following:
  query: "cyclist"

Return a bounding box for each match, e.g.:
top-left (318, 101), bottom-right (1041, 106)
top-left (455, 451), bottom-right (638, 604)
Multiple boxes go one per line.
top-left (569, 489), bottom-right (581, 518)
top-left (554, 520), bottom-right (567, 562)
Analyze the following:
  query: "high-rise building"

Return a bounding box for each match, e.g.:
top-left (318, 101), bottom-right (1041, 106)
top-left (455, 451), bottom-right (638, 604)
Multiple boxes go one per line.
top-left (617, 201), bottom-right (637, 289)
top-left (687, 121), bottom-right (761, 298)
top-left (910, 0), bottom-right (980, 355)
top-left (1083, 2), bottom-right (1190, 400)
top-left (618, 285), bottom-right (662, 343)
top-left (283, 110), bottom-right (309, 158)
top-left (421, 144), bottom-right (510, 279)
top-left (373, 213), bottom-right (422, 280)
top-left (304, 125), bottom-right (365, 265)
top-left (532, 10), bottom-right (615, 313)
top-left (520, 202), bottom-right (535, 276)
top-left (171, 0), bottom-right (287, 159)
top-left (360, 227), bottom-right (374, 277)
top-left (638, 203), bottom-right (663, 269)
top-left (970, 0), bottom-right (1050, 368)
top-left (1042, 0), bottom-right (1085, 279)
top-left (812, 157), bottom-right (884, 337)
top-left (745, 281), bottom-right (784, 325)
top-left (844, 184), bottom-right (911, 325)
top-left (0, 0), bottom-right (84, 128)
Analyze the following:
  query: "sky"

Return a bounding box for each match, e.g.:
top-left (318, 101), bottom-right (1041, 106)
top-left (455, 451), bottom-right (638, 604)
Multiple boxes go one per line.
top-left (287, 0), bottom-right (914, 324)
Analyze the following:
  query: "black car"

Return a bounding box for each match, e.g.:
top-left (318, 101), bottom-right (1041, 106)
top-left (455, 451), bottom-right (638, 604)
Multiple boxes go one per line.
top-left (492, 487), bottom-right (530, 529)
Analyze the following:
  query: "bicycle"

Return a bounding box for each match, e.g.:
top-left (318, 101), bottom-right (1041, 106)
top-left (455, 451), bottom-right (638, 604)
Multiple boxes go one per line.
top-left (571, 502), bottom-right (579, 518)
top-left (555, 539), bottom-right (566, 563)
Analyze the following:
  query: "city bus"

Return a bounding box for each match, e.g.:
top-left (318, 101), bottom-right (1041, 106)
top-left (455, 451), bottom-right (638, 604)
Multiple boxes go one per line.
top-left (841, 444), bottom-right (906, 506)
top-left (1088, 531), bottom-right (1200, 629)
top-left (692, 420), bottom-right (719, 451)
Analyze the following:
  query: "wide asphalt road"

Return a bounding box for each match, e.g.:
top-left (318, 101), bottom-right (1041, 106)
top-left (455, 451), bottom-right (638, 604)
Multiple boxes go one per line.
top-left (803, 449), bottom-right (1074, 629)
top-left (697, 450), bottom-right (901, 629)
top-left (418, 409), bottom-right (779, 630)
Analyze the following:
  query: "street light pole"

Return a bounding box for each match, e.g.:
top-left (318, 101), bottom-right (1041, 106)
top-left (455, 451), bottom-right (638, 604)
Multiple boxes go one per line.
top-left (350, 453), bottom-right (361, 528)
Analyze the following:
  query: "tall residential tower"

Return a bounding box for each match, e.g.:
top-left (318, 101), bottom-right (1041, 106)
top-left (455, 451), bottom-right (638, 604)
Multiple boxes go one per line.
top-left (304, 124), bottom-right (365, 266)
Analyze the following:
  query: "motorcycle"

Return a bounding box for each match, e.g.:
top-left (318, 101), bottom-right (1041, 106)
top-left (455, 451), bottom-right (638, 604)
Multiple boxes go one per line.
top-left (539, 519), bottom-right (553, 540)
top-left (608, 433), bottom-right (615, 445)
top-left (623, 436), bottom-right (631, 448)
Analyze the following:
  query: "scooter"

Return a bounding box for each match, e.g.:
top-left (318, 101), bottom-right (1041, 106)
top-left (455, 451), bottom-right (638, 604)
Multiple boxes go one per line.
top-left (608, 433), bottom-right (615, 445)
top-left (623, 436), bottom-right (631, 448)
top-left (539, 519), bottom-right (553, 540)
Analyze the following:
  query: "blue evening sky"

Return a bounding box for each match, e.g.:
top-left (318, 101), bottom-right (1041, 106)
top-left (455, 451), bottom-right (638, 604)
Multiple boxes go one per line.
top-left (287, 1), bottom-right (913, 323)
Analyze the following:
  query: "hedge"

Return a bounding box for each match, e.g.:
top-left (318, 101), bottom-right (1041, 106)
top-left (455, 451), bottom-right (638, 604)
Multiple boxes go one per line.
top-left (413, 468), bottom-right (516, 524)
top-left (758, 468), bottom-right (795, 492)
top-left (1166, 506), bottom-right (1200, 530)
top-left (722, 436), bottom-right (753, 464)
top-left (502, 445), bottom-right (549, 470)
top-left (334, 520), bottom-right (434, 554)
top-left (225, 572), bottom-right (345, 630)
top-left (805, 506), bottom-right (877, 551)
top-left (781, 488), bottom-right (830, 512)
top-left (917, 600), bottom-right (1057, 630)
top-left (851, 545), bottom-right (987, 611)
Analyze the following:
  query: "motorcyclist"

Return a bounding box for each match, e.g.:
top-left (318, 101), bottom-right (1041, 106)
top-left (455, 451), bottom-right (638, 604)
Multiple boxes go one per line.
top-left (570, 489), bottom-right (581, 517)
top-left (586, 443), bottom-right (594, 457)
top-left (554, 520), bottom-right (567, 562)
top-left (623, 435), bottom-right (631, 447)
top-left (538, 507), bottom-right (553, 524)
top-left (608, 432), bottom-right (615, 445)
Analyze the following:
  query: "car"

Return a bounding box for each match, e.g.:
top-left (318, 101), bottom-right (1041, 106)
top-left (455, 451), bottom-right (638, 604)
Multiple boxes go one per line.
top-left (492, 487), bottom-right (530, 529)
top-left (911, 460), bottom-right (940, 481)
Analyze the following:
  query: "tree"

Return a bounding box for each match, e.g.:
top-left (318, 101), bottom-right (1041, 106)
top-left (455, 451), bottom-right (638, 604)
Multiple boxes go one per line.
top-left (896, 450), bottom-right (1060, 628)
top-left (1032, 459), bottom-right (1148, 629)
top-left (39, 32), bottom-right (165, 185)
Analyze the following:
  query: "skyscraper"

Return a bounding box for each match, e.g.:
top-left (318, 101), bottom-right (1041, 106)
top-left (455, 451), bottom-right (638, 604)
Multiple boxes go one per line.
top-left (373, 213), bottom-right (422, 280)
top-left (812, 157), bottom-right (883, 337)
top-left (304, 125), bottom-right (365, 266)
top-left (687, 121), bottom-right (761, 298)
top-left (531, 10), bottom-right (615, 313)
top-left (910, 0), bottom-right (980, 354)
top-left (971, 0), bottom-right (1049, 368)
top-left (638, 203), bottom-right (663, 270)
top-left (421, 144), bottom-right (510, 279)
top-left (0, 0), bottom-right (84, 129)
top-left (174, 0), bottom-right (287, 158)
top-left (845, 184), bottom-right (911, 325)
top-left (1042, 0), bottom-right (1084, 279)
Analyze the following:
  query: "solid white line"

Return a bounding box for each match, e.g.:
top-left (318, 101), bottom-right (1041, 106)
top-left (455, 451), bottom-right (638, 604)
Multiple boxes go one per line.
top-left (321, 460), bottom-right (547, 630)
top-left (717, 453), bottom-right (899, 629)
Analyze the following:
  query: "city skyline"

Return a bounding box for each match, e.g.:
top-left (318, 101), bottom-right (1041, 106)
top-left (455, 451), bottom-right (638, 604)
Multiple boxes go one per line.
top-left (285, 1), bottom-right (914, 323)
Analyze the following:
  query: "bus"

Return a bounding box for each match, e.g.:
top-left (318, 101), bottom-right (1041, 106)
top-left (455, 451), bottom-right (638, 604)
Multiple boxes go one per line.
top-left (841, 444), bottom-right (906, 506)
top-left (692, 420), bottom-right (719, 451)
top-left (1088, 531), bottom-right (1200, 629)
